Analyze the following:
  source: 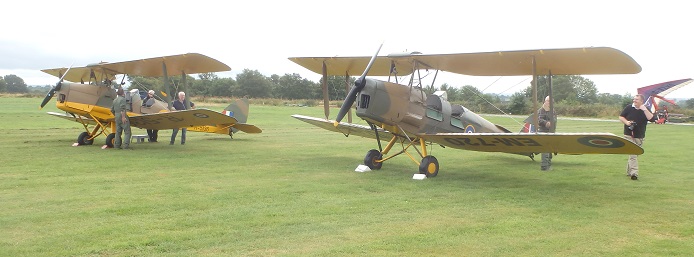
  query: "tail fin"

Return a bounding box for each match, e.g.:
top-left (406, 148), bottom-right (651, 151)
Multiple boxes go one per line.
top-left (519, 114), bottom-right (536, 133)
top-left (224, 97), bottom-right (250, 124)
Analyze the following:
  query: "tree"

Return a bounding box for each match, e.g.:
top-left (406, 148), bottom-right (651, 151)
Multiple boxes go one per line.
top-left (685, 98), bottom-right (694, 109)
top-left (526, 75), bottom-right (597, 103)
top-left (506, 92), bottom-right (528, 115)
top-left (235, 69), bottom-right (272, 98)
top-left (0, 76), bottom-right (6, 92)
top-left (275, 73), bottom-right (317, 99)
top-left (321, 76), bottom-right (355, 100)
top-left (3, 74), bottom-right (28, 93)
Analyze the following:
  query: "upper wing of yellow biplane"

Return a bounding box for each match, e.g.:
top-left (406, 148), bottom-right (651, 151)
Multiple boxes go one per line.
top-left (41, 67), bottom-right (117, 84)
top-left (419, 132), bottom-right (644, 155)
top-left (289, 47), bottom-right (641, 77)
top-left (42, 53), bottom-right (230, 82)
top-left (130, 108), bottom-right (238, 130)
top-left (292, 114), bottom-right (395, 141)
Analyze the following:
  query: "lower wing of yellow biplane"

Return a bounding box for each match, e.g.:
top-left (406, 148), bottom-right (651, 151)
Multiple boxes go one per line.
top-left (129, 108), bottom-right (240, 130)
top-left (47, 111), bottom-right (98, 125)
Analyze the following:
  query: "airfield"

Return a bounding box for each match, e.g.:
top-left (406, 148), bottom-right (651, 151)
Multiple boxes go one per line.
top-left (1, 96), bottom-right (693, 256)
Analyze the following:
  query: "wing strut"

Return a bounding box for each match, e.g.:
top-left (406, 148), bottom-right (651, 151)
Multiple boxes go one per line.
top-left (322, 61), bottom-right (330, 120)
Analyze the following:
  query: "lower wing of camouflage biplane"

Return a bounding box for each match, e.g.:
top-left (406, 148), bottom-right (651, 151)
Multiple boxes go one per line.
top-left (293, 114), bottom-right (643, 155)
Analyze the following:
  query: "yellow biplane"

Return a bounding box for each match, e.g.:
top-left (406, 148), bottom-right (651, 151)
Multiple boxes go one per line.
top-left (40, 53), bottom-right (262, 147)
top-left (289, 45), bottom-right (643, 177)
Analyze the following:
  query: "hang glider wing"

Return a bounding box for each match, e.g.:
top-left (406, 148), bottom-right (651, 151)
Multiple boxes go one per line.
top-left (289, 47), bottom-right (641, 77)
top-left (41, 53), bottom-right (230, 82)
top-left (419, 133), bottom-right (643, 155)
top-left (637, 78), bottom-right (693, 109)
top-left (292, 114), bottom-right (393, 141)
top-left (129, 108), bottom-right (238, 130)
top-left (47, 111), bottom-right (99, 126)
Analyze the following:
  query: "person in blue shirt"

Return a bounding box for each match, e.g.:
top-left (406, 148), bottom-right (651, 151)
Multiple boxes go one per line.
top-left (170, 91), bottom-right (195, 145)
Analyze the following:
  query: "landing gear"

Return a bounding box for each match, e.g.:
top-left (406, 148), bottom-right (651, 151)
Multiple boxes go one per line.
top-left (364, 149), bottom-right (383, 170)
top-left (77, 132), bottom-right (94, 145)
top-left (228, 128), bottom-right (234, 140)
top-left (105, 133), bottom-right (116, 148)
top-left (419, 156), bottom-right (439, 177)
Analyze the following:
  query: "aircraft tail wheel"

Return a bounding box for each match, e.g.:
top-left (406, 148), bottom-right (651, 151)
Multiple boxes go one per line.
top-left (419, 156), bottom-right (439, 177)
top-left (105, 133), bottom-right (116, 148)
top-left (364, 149), bottom-right (383, 170)
top-left (77, 132), bottom-right (94, 145)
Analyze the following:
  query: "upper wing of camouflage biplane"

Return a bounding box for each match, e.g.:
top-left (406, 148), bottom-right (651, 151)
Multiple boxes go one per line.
top-left (290, 47), bottom-right (642, 77)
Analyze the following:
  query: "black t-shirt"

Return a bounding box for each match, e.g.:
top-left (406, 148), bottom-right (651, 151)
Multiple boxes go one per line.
top-left (620, 104), bottom-right (654, 138)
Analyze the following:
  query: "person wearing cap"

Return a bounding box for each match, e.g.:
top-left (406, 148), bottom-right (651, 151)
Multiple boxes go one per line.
top-left (142, 90), bottom-right (158, 142)
top-left (111, 87), bottom-right (132, 149)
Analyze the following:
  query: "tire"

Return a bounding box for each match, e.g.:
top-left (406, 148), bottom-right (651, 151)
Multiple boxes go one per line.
top-left (364, 149), bottom-right (383, 170)
top-left (419, 156), bottom-right (439, 177)
top-left (77, 132), bottom-right (94, 145)
top-left (105, 133), bottom-right (116, 148)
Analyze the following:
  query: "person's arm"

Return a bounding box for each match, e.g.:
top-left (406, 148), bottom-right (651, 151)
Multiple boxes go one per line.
top-left (619, 115), bottom-right (630, 126)
top-left (638, 105), bottom-right (655, 121)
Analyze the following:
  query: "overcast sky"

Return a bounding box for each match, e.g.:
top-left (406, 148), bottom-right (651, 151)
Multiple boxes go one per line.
top-left (2, 0), bottom-right (692, 98)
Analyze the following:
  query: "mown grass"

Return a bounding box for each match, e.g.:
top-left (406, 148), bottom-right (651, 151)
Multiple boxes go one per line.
top-left (1, 96), bottom-right (693, 256)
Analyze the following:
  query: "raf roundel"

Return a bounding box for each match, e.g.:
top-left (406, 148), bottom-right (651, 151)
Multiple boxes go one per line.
top-left (577, 136), bottom-right (625, 148)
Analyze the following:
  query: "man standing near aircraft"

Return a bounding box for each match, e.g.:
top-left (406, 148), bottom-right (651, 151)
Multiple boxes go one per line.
top-left (170, 91), bottom-right (195, 145)
top-left (538, 96), bottom-right (556, 171)
top-left (619, 94), bottom-right (654, 180)
top-left (111, 87), bottom-right (132, 150)
top-left (142, 90), bottom-right (159, 142)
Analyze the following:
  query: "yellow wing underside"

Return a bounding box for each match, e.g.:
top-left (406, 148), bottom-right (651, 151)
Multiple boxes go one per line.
top-left (292, 114), bottom-right (393, 141)
top-left (289, 47), bottom-right (641, 76)
top-left (129, 109), bottom-right (238, 130)
top-left (293, 115), bottom-right (642, 155)
top-left (41, 53), bottom-right (230, 82)
top-left (419, 133), bottom-right (643, 155)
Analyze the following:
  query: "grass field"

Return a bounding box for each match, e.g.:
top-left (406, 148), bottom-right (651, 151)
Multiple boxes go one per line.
top-left (1, 96), bottom-right (693, 256)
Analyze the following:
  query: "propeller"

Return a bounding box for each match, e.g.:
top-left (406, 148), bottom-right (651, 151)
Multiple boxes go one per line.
top-left (333, 43), bottom-right (383, 126)
top-left (40, 64), bottom-right (73, 109)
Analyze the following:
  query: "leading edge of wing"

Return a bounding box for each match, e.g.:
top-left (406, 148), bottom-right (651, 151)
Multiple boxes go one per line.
top-left (291, 114), bottom-right (391, 141)
top-left (47, 111), bottom-right (99, 125)
top-left (130, 108), bottom-right (237, 130)
top-left (419, 132), bottom-right (644, 155)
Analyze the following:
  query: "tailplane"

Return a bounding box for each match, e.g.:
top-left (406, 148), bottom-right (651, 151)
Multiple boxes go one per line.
top-left (224, 98), bottom-right (251, 134)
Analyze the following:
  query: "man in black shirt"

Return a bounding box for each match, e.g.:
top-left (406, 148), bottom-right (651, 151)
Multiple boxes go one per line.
top-left (618, 94), bottom-right (655, 180)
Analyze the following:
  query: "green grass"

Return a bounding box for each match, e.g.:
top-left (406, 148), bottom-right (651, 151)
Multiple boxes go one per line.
top-left (1, 97), bottom-right (693, 256)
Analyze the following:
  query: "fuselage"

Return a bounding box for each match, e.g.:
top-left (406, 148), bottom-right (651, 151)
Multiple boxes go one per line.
top-left (355, 78), bottom-right (509, 136)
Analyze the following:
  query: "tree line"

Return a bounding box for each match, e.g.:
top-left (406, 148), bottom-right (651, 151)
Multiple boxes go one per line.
top-left (4, 71), bottom-right (694, 116)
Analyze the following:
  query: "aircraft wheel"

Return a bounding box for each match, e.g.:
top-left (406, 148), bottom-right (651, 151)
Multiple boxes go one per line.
top-left (419, 156), bottom-right (439, 177)
top-left (228, 129), bottom-right (234, 140)
top-left (105, 133), bottom-right (116, 148)
top-left (77, 132), bottom-right (94, 145)
top-left (364, 149), bottom-right (383, 170)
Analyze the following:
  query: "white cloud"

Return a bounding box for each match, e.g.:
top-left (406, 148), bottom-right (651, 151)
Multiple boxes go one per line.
top-left (2, 0), bottom-right (692, 97)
